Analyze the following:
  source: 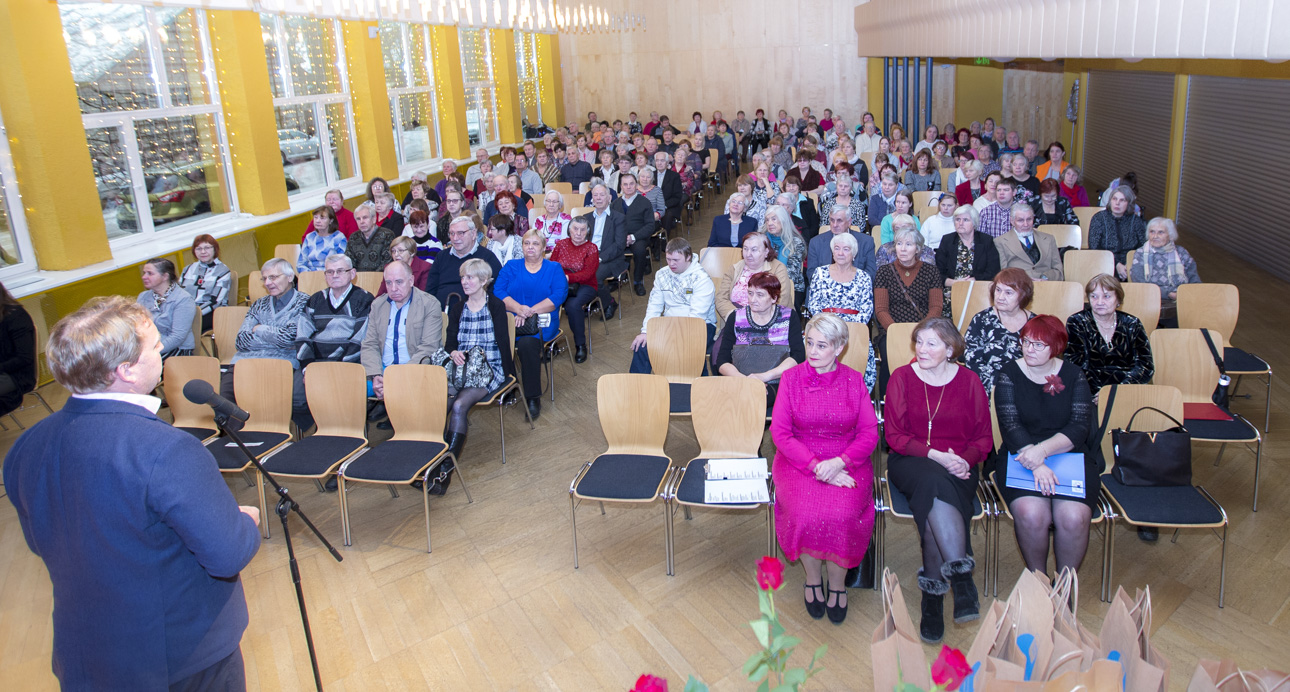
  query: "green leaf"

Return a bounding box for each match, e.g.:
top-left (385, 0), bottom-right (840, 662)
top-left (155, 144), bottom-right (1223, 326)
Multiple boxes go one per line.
top-left (782, 668), bottom-right (807, 686)
top-left (810, 644), bottom-right (828, 665)
top-left (682, 675), bottom-right (709, 692)
top-left (748, 662), bottom-right (770, 683)
top-left (756, 677), bottom-right (771, 692)
top-left (744, 651), bottom-right (768, 676)
top-left (751, 619), bottom-right (771, 648)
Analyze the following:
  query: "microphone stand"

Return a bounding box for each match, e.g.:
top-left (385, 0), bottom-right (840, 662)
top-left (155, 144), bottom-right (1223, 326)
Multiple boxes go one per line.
top-left (214, 412), bottom-right (341, 692)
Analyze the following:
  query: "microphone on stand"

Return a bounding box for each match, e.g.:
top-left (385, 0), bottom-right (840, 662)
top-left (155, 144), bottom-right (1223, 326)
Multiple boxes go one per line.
top-left (182, 379), bottom-right (249, 430)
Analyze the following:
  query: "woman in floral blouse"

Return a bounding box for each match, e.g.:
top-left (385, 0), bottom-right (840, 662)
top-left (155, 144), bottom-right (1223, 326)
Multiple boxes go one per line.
top-left (964, 268), bottom-right (1035, 395)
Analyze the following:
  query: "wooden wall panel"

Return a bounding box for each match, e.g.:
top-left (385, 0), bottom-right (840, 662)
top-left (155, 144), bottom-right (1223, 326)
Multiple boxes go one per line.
top-left (557, 0), bottom-right (866, 127)
top-left (1003, 65), bottom-right (1067, 149)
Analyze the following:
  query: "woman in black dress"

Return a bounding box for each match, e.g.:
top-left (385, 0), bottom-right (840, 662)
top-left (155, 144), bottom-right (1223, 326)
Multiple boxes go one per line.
top-left (1064, 274), bottom-right (1153, 396)
top-left (994, 315), bottom-right (1100, 576)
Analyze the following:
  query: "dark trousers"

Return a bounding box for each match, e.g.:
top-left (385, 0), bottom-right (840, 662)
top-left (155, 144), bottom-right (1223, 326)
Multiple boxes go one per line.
top-left (595, 265), bottom-right (620, 308)
top-left (629, 235), bottom-right (651, 283)
top-left (220, 364), bottom-right (312, 431)
top-left (515, 336), bottom-right (543, 400)
top-left (629, 322), bottom-right (717, 374)
top-left (563, 284), bottom-right (597, 347)
top-left (169, 647), bottom-right (245, 692)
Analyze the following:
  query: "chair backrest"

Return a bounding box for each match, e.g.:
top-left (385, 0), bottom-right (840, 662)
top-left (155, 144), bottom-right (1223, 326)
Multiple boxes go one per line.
top-left (275, 244), bottom-right (300, 268)
top-left (1072, 206), bottom-right (1101, 248)
top-left (1177, 283), bottom-right (1238, 346)
top-left (707, 149), bottom-right (719, 173)
top-left (885, 322), bottom-right (918, 373)
top-left (563, 193), bottom-right (583, 211)
top-left (232, 357), bottom-right (293, 434)
top-left (1124, 250), bottom-right (1135, 276)
top-left (916, 205), bottom-right (940, 223)
top-left (247, 271), bottom-right (268, 303)
top-left (1031, 281), bottom-right (1083, 322)
top-left (597, 373), bottom-right (670, 455)
top-left (1095, 384), bottom-right (1184, 472)
top-left (527, 208), bottom-right (539, 228)
top-left (1062, 249), bottom-right (1114, 289)
top-left (302, 361), bottom-right (367, 438)
top-left (860, 152), bottom-right (876, 170)
top-left (939, 167), bottom-right (957, 189)
top-left (951, 280), bottom-right (992, 334)
top-left (191, 307), bottom-right (206, 355)
top-left (297, 270), bottom-right (327, 296)
top-left (699, 246), bottom-right (742, 281)
top-left (578, 182), bottom-right (590, 194)
top-left (163, 355), bottom-right (220, 429)
top-left (691, 377), bottom-right (766, 458)
top-left (383, 363), bottom-right (448, 443)
top-left (646, 316), bottom-right (707, 383)
top-left (545, 181), bottom-right (572, 195)
top-left (569, 206), bottom-right (592, 218)
top-left (988, 391), bottom-right (1002, 449)
top-left (912, 190), bottom-right (941, 209)
top-left (1120, 282), bottom-right (1161, 336)
top-left (806, 191), bottom-right (819, 208)
top-left (1149, 328), bottom-right (1221, 403)
top-left (211, 306), bottom-right (249, 365)
top-left (873, 233), bottom-right (882, 256)
top-left (839, 322), bottom-right (871, 373)
top-left (1040, 224), bottom-right (1082, 251)
top-left (355, 271), bottom-right (384, 295)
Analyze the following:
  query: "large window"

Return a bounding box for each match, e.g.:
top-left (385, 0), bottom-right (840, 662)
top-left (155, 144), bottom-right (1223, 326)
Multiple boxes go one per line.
top-left (380, 21), bottom-right (441, 167)
top-left (61, 3), bottom-right (233, 242)
top-left (261, 14), bottom-right (359, 196)
top-left (515, 31), bottom-right (542, 129)
top-left (458, 28), bottom-right (498, 148)
top-left (0, 108), bottom-right (35, 275)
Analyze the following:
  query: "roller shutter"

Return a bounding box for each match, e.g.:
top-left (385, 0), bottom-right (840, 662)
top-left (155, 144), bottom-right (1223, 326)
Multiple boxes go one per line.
top-left (1082, 70), bottom-right (1174, 219)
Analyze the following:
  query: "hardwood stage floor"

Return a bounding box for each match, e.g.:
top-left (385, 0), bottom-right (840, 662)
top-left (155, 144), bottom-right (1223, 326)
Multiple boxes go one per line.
top-left (2, 199), bottom-right (1289, 690)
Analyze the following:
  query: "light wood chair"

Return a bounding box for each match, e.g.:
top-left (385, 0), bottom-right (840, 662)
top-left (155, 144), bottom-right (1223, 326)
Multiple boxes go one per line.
top-left (939, 167), bottom-right (958, 191)
top-left (884, 322), bottom-right (918, 374)
top-left (296, 270), bottom-right (327, 296)
top-left (1096, 384), bottom-right (1228, 607)
top-left (563, 193), bottom-right (584, 212)
top-left (545, 181), bottom-right (573, 195)
top-left (569, 374), bottom-right (673, 570)
top-left (211, 306), bottom-right (249, 365)
top-left (860, 151), bottom-right (877, 171)
top-left (951, 279), bottom-right (992, 334)
top-left (839, 322), bottom-right (872, 374)
top-left (247, 271), bottom-right (268, 303)
top-left (916, 205), bottom-right (941, 223)
top-left (1062, 249), bottom-right (1114, 289)
top-left (192, 308), bottom-right (210, 357)
top-left (569, 205), bottom-right (592, 218)
top-left (354, 272), bottom-right (384, 295)
top-left (209, 357), bottom-right (295, 538)
top-left (1177, 283), bottom-right (1271, 432)
top-left (274, 244), bottom-right (301, 268)
top-left (578, 182), bottom-right (590, 195)
top-left (338, 364), bottom-right (467, 552)
top-left (1073, 206), bottom-right (1101, 248)
top-left (261, 360), bottom-right (367, 487)
top-left (1040, 224), bottom-right (1083, 251)
top-left (663, 377), bottom-right (773, 575)
top-left (1032, 281), bottom-right (1083, 322)
top-left (912, 191), bottom-right (942, 209)
top-left (698, 246), bottom-right (742, 281)
top-left (1120, 283), bottom-right (1161, 336)
top-left (471, 318), bottom-right (532, 465)
top-left (163, 355), bottom-right (220, 444)
top-left (1124, 250), bottom-right (1135, 276)
top-left (1150, 328), bottom-right (1263, 511)
top-left (646, 316), bottom-right (708, 417)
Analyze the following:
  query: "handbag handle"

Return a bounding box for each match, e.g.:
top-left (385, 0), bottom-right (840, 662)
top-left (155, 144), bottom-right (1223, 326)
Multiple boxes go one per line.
top-left (1124, 406), bottom-right (1187, 433)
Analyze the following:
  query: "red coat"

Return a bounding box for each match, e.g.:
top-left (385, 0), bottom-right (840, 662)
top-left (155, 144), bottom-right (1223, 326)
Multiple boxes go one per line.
top-left (302, 206), bottom-right (358, 242)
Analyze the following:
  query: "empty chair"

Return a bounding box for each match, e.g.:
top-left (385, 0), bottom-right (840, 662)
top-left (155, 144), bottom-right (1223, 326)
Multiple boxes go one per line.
top-left (1177, 283), bottom-right (1272, 433)
top-left (354, 272), bottom-right (384, 295)
top-left (296, 270), bottom-right (327, 296)
top-left (259, 361), bottom-right (367, 492)
top-left (645, 316), bottom-right (708, 416)
top-left (950, 280), bottom-right (991, 334)
top-left (1120, 282), bottom-right (1162, 336)
top-left (1031, 281), bottom-right (1083, 322)
top-left (210, 305), bottom-right (250, 365)
top-left (912, 190), bottom-right (942, 210)
top-left (163, 355), bottom-right (221, 443)
top-left (1062, 249), bottom-right (1114, 288)
top-left (545, 181), bottom-right (573, 195)
top-left (699, 246), bottom-right (742, 281)
top-left (1072, 206), bottom-right (1101, 247)
top-left (569, 374), bottom-right (672, 570)
top-left (338, 364), bottom-right (469, 551)
top-left (274, 244), bottom-right (301, 267)
top-left (884, 322), bottom-right (918, 374)
top-left (1040, 224), bottom-right (1082, 251)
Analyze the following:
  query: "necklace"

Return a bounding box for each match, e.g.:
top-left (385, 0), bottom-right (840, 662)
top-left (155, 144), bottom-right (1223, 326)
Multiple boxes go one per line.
top-left (922, 375), bottom-right (948, 445)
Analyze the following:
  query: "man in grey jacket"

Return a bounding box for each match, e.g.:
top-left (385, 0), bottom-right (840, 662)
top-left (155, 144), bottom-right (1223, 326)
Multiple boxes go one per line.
top-left (578, 184), bottom-right (628, 318)
top-left (628, 238), bottom-right (717, 374)
top-left (361, 261), bottom-right (443, 402)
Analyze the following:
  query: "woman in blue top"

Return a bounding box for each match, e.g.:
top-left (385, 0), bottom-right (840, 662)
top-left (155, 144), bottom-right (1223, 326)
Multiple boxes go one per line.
top-left (494, 229), bottom-right (568, 420)
top-left (299, 206), bottom-right (347, 272)
top-left (137, 258), bottom-right (197, 359)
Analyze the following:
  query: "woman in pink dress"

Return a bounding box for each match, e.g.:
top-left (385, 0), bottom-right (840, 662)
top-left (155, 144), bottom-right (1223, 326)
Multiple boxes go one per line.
top-left (771, 312), bottom-right (879, 625)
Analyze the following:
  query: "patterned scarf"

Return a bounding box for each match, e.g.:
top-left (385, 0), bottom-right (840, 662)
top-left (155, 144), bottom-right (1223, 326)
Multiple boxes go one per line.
top-left (1141, 241), bottom-right (1187, 288)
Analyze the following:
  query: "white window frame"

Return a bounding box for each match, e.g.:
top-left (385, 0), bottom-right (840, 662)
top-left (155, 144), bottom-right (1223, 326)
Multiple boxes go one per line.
top-left (262, 13), bottom-right (360, 197)
top-left (68, 6), bottom-right (236, 251)
top-left (458, 27), bottom-right (500, 149)
top-left (381, 21), bottom-right (443, 170)
top-left (0, 107), bottom-right (37, 278)
top-left (515, 30), bottom-right (542, 129)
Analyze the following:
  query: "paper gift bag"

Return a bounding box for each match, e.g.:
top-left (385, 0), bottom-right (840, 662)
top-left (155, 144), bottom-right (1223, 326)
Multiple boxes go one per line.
top-left (871, 568), bottom-right (930, 691)
top-left (1099, 588), bottom-right (1166, 692)
top-left (988, 659), bottom-right (1124, 692)
top-left (1188, 659), bottom-right (1290, 692)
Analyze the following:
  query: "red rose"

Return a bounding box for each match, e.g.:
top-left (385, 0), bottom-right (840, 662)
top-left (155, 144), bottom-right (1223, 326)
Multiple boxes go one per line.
top-left (630, 674), bottom-right (668, 692)
top-left (756, 555), bottom-right (784, 591)
top-left (930, 646), bottom-right (972, 690)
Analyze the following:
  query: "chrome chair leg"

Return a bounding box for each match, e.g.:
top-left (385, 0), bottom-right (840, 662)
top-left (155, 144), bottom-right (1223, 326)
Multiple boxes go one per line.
top-left (423, 471), bottom-right (433, 553)
top-left (570, 492), bottom-right (580, 569)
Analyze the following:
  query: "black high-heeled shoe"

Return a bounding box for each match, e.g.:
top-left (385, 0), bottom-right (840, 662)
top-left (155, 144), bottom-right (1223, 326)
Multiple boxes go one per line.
top-left (826, 588), bottom-right (848, 624)
top-left (803, 583), bottom-right (825, 620)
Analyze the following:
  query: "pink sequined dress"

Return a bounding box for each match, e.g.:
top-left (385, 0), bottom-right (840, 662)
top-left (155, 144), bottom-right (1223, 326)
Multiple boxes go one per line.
top-left (770, 361), bottom-right (879, 568)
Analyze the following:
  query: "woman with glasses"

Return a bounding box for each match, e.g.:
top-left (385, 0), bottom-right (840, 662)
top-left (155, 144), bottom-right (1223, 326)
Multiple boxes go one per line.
top-left (964, 268), bottom-right (1035, 394)
top-left (179, 234), bottom-right (233, 332)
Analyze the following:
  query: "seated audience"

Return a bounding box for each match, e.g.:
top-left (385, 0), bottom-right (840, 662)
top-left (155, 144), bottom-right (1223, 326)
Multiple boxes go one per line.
top-left (874, 227), bottom-right (944, 382)
top-left (885, 317), bottom-right (991, 643)
top-left (534, 149), bottom-right (561, 186)
top-left (867, 172), bottom-right (901, 230)
top-left (179, 234), bottom-right (233, 332)
top-left (495, 230), bottom-right (568, 420)
top-left (806, 232), bottom-right (877, 389)
top-left (976, 176), bottom-right (1018, 238)
top-left (879, 190), bottom-right (922, 244)
top-left (654, 152), bottom-right (685, 232)
top-left (935, 205), bottom-right (1002, 306)
top-left (1089, 185), bottom-right (1147, 280)
top-left (374, 192), bottom-right (404, 235)
top-left (931, 140), bottom-right (954, 169)
top-left (377, 237), bottom-right (430, 295)
top-left (1035, 141), bottom-right (1070, 182)
top-left (301, 188), bottom-right (358, 241)
top-left (636, 168), bottom-right (667, 231)
top-left (424, 216), bottom-right (503, 309)
top-left (533, 190), bottom-right (574, 251)
top-left (551, 218), bottom-right (599, 364)
top-left (877, 214), bottom-right (936, 266)
top-left (137, 258), bottom-right (196, 360)
top-left (617, 173), bottom-right (656, 296)
top-left (300, 206), bottom-right (347, 272)
top-left (629, 238), bottom-right (717, 374)
top-left (790, 150), bottom-right (824, 192)
top-left (463, 150), bottom-right (491, 190)
top-left (760, 206), bottom-right (806, 307)
top-left (819, 173), bottom-right (868, 232)
top-left (904, 150), bottom-right (942, 191)
top-left (995, 203), bottom-right (1063, 281)
top-left (433, 163), bottom-right (464, 201)
top-left (511, 155), bottom-right (544, 197)
top-left (361, 261), bottom-right (443, 430)
top-left (403, 208), bottom-right (443, 264)
top-left (770, 313), bottom-right (879, 625)
top-left (808, 207), bottom-right (877, 285)
top-left (953, 160), bottom-right (986, 204)
top-left (1129, 216), bottom-right (1201, 325)
top-left (1031, 179), bottom-right (1079, 228)
top-left (0, 282), bottom-right (36, 420)
top-left (717, 232), bottom-right (792, 324)
top-left (782, 175), bottom-right (820, 238)
top-left (403, 180), bottom-right (438, 221)
top-left (1065, 274), bottom-right (1154, 394)
top-left (1059, 165), bottom-right (1091, 207)
top-left (921, 194), bottom-right (958, 250)
top-left (708, 193), bottom-right (758, 248)
top-left (994, 315), bottom-right (1100, 577)
top-left (972, 171), bottom-right (1002, 213)
top-left (485, 213), bottom-right (523, 265)
top-left (345, 203), bottom-right (398, 273)
top-left (294, 254), bottom-right (373, 430)
top-left (1006, 154), bottom-right (1040, 202)
top-left (218, 259), bottom-right (309, 416)
top-left (964, 268), bottom-right (1035, 394)
top-left (435, 188), bottom-right (467, 240)
top-left (715, 272), bottom-right (804, 409)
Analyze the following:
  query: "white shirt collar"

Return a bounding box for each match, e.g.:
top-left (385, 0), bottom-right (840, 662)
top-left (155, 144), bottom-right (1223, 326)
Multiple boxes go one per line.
top-left (74, 392), bottom-right (162, 414)
top-left (329, 284), bottom-right (353, 309)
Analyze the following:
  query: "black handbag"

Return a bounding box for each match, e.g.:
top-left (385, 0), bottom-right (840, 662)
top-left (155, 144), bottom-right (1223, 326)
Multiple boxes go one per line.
top-left (514, 314), bottom-right (540, 337)
top-left (1109, 386), bottom-right (1192, 487)
top-left (1199, 329), bottom-right (1232, 409)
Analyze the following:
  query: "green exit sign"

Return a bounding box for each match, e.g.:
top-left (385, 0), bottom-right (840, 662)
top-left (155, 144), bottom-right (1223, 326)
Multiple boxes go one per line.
top-left (974, 58), bottom-right (991, 65)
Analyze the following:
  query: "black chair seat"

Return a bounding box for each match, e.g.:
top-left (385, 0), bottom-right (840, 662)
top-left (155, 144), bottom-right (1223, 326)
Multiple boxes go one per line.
top-left (1223, 347), bottom-right (1269, 374)
top-left (209, 432), bottom-right (291, 470)
top-left (1101, 475), bottom-right (1224, 526)
top-left (887, 481), bottom-right (983, 519)
top-left (669, 382), bottom-right (692, 414)
top-left (343, 440), bottom-right (448, 483)
top-left (181, 426), bottom-right (218, 443)
top-left (675, 458), bottom-right (769, 506)
top-left (262, 435), bottom-right (365, 476)
top-left (1184, 417), bottom-right (1257, 441)
top-left (575, 454), bottom-right (670, 500)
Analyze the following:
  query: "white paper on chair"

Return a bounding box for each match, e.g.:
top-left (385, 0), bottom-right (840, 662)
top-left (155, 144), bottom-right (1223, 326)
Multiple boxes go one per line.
top-left (704, 458), bottom-right (769, 480)
top-left (704, 458), bottom-right (770, 504)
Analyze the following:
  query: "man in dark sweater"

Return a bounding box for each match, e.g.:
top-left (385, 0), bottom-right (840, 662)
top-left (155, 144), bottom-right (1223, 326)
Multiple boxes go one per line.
top-left (4, 296), bottom-right (261, 690)
top-left (425, 216), bottom-right (503, 308)
top-left (557, 143), bottom-right (593, 190)
top-left (294, 253), bottom-right (374, 430)
top-left (346, 202), bottom-right (397, 272)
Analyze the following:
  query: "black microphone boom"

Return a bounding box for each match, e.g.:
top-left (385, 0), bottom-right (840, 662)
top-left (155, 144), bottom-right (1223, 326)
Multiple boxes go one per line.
top-left (182, 379), bottom-right (249, 428)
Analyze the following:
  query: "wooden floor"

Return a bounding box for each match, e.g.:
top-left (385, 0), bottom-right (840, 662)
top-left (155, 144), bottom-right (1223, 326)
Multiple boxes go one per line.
top-left (2, 198), bottom-right (1290, 690)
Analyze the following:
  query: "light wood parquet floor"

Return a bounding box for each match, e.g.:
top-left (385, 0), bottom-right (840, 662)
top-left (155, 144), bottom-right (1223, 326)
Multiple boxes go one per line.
top-left (2, 197), bottom-right (1289, 690)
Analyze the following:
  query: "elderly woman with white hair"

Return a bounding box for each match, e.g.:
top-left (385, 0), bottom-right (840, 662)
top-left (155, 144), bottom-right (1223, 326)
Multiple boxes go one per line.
top-left (806, 231), bottom-right (877, 389)
top-left (818, 172), bottom-right (868, 231)
top-left (532, 189), bottom-right (573, 251)
top-left (877, 214), bottom-right (936, 266)
top-left (760, 205), bottom-right (806, 305)
top-left (934, 204), bottom-right (1002, 305)
top-left (218, 258), bottom-right (310, 423)
top-left (1129, 216), bottom-right (1201, 325)
top-left (1089, 185), bottom-right (1147, 280)
top-left (708, 192), bottom-right (759, 248)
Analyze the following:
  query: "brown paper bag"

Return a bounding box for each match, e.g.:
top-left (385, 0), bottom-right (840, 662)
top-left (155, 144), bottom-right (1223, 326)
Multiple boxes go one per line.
top-left (1189, 660), bottom-right (1290, 692)
top-left (1131, 587), bottom-right (1171, 691)
top-left (1099, 589), bottom-right (1166, 692)
top-left (871, 568), bottom-right (930, 691)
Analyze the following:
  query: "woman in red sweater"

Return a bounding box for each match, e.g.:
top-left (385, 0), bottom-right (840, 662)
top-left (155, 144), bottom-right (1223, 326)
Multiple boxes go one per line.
top-left (550, 217), bottom-right (600, 363)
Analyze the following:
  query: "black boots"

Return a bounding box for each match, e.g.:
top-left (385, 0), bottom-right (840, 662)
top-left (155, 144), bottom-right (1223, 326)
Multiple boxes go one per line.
top-left (446, 432), bottom-right (467, 459)
top-left (918, 568), bottom-right (950, 644)
top-left (942, 557), bottom-right (980, 624)
top-left (526, 397), bottom-right (542, 420)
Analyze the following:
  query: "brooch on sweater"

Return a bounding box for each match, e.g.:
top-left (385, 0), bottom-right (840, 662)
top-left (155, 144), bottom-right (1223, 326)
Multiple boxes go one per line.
top-left (1043, 374), bottom-right (1065, 396)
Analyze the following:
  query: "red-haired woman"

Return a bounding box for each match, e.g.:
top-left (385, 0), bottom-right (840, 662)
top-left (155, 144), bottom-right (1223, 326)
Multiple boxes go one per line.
top-left (963, 268), bottom-right (1035, 394)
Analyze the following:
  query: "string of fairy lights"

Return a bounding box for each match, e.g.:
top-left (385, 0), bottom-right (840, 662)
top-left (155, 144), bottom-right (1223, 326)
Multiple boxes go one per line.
top-left (248, 0), bottom-right (647, 34)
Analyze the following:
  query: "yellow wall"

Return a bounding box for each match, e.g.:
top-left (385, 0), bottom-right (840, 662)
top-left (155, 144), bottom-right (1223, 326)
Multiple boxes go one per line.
top-left (491, 29), bottom-right (524, 144)
top-left (342, 20), bottom-right (399, 181)
top-left (429, 25), bottom-right (470, 160)
top-left (953, 64), bottom-right (1005, 129)
top-left (535, 33), bottom-right (564, 128)
top-left (866, 58), bottom-right (885, 127)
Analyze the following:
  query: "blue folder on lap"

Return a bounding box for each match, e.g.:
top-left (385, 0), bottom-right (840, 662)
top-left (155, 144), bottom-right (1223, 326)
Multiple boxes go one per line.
top-left (1005, 453), bottom-right (1086, 499)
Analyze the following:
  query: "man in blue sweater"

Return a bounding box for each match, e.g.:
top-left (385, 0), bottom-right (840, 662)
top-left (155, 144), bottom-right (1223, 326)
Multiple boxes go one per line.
top-left (3, 296), bottom-right (262, 690)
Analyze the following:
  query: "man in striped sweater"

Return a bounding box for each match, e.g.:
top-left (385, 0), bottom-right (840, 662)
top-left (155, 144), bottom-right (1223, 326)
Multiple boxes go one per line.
top-left (293, 253), bottom-right (374, 430)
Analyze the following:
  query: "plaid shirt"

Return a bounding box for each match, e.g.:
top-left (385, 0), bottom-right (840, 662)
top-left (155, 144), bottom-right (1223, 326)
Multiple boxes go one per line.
top-left (978, 202), bottom-right (1011, 238)
top-left (456, 304), bottom-right (504, 388)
